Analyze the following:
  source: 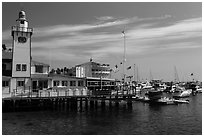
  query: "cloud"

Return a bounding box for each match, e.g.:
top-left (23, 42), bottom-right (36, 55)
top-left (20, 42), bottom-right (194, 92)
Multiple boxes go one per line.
top-left (95, 16), bottom-right (115, 21)
top-left (3, 15), bottom-right (201, 67)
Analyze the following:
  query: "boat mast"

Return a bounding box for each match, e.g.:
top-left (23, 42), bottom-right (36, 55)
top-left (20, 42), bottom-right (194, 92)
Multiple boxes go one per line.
top-left (150, 69), bottom-right (153, 81)
top-left (137, 66), bottom-right (139, 83)
top-left (174, 66), bottom-right (180, 83)
top-left (134, 64), bottom-right (136, 82)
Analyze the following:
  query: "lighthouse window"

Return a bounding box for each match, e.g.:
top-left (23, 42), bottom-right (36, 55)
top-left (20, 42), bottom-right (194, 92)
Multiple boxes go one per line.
top-left (22, 64), bottom-right (27, 71)
top-left (20, 20), bottom-right (24, 24)
top-left (16, 64), bottom-right (21, 71)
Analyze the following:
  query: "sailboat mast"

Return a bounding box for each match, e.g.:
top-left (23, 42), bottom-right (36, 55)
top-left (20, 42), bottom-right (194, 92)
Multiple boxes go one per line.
top-left (174, 66), bottom-right (180, 83)
top-left (137, 66), bottom-right (139, 83)
top-left (134, 64), bottom-right (136, 82)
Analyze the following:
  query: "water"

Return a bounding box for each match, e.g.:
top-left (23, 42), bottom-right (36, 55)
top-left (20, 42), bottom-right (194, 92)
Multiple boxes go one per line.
top-left (2, 94), bottom-right (202, 135)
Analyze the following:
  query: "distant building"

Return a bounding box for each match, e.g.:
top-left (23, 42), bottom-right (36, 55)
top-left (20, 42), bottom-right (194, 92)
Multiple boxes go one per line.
top-left (31, 60), bottom-right (50, 92)
top-left (71, 59), bottom-right (112, 79)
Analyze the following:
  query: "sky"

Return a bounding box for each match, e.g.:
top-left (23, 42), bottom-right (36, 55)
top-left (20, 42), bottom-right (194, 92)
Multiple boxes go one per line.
top-left (2, 2), bottom-right (202, 81)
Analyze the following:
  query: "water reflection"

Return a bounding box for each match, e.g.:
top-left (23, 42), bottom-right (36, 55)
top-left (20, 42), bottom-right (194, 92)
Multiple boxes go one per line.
top-left (2, 95), bottom-right (202, 135)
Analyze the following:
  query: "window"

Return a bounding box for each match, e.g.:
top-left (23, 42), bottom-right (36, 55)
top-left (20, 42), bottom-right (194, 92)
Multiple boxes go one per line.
top-left (70, 81), bottom-right (76, 86)
top-left (35, 65), bottom-right (43, 73)
top-left (20, 20), bottom-right (24, 24)
top-left (2, 81), bottom-right (9, 87)
top-left (78, 81), bottom-right (84, 86)
top-left (17, 81), bottom-right (24, 87)
top-left (22, 64), bottom-right (27, 71)
top-left (53, 81), bottom-right (59, 86)
top-left (16, 64), bottom-right (21, 71)
top-left (2, 64), bottom-right (6, 70)
top-left (62, 81), bottom-right (68, 86)
top-left (43, 81), bottom-right (48, 88)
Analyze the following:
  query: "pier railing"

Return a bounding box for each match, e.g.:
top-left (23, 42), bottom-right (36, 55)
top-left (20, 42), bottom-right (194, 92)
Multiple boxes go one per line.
top-left (3, 87), bottom-right (136, 99)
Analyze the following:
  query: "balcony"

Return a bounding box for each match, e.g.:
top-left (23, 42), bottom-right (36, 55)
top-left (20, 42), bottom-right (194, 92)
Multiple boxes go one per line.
top-left (11, 26), bottom-right (33, 35)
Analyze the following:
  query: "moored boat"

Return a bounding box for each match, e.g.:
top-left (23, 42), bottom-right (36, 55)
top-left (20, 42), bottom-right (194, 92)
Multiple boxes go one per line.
top-left (173, 89), bottom-right (192, 98)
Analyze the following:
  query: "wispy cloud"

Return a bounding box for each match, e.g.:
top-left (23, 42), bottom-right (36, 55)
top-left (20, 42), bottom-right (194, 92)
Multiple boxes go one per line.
top-left (95, 16), bottom-right (115, 21)
top-left (3, 15), bottom-right (201, 67)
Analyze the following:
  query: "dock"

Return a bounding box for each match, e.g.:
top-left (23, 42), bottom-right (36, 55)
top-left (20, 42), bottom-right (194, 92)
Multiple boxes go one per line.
top-left (2, 93), bottom-right (135, 113)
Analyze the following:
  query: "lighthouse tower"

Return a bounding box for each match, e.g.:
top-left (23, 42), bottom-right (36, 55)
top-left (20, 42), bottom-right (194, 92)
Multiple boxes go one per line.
top-left (11, 10), bottom-right (33, 94)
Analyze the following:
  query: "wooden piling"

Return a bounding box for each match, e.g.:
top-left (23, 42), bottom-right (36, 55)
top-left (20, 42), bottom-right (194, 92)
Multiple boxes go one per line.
top-left (101, 99), bottom-right (105, 110)
top-left (95, 100), bottom-right (98, 110)
top-left (80, 98), bottom-right (83, 112)
top-left (85, 98), bottom-right (88, 111)
top-left (90, 100), bottom-right (94, 110)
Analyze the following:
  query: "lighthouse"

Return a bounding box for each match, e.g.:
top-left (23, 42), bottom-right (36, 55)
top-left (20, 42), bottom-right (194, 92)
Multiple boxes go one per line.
top-left (10, 10), bottom-right (33, 94)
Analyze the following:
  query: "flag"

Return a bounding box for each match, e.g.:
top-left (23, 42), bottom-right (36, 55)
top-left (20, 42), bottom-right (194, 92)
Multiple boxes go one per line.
top-left (115, 65), bottom-right (118, 68)
top-left (127, 66), bottom-right (131, 70)
top-left (122, 30), bottom-right (125, 34)
top-left (191, 73), bottom-right (193, 76)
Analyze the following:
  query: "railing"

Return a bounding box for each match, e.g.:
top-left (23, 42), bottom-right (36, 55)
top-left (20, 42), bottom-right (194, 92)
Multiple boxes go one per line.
top-left (4, 87), bottom-right (136, 99)
top-left (11, 26), bottom-right (33, 33)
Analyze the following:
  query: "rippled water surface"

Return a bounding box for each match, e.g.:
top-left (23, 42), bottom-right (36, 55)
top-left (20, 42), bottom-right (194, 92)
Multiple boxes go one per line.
top-left (2, 94), bottom-right (202, 135)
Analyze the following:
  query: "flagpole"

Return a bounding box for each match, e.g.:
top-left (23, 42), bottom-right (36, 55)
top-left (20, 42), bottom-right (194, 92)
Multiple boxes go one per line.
top-left (122, 30), bottom-right (126, 84)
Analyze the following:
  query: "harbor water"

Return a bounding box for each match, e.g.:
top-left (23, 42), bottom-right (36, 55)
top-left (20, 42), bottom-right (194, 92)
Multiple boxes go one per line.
top-left (2, 94), bottom-right (202, 135)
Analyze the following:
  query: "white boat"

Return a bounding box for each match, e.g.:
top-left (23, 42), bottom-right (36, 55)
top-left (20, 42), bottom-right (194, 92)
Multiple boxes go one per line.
top-left (173, 89), bottom-right (192, 98)
top-left (196, 86), bottom-right (202, 93)
top-left (174, 99), bottom-right (189, 104)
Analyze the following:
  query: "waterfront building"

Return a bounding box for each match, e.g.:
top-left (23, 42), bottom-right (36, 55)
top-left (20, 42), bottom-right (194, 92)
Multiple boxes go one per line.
top-left (71, 59), bottom-right (112, 79)
top-left (48, 73), bottom-right (87, 96)
top-left (68, 59), bottom-right (116, 94)
top-left (2, 50), bottom-right (50, 97)
top-left (31, 60), bottom-right (50, 92)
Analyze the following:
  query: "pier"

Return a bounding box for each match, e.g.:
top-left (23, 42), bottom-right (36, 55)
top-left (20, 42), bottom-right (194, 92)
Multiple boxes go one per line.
top-left (2, 94), bottom-right (135, 113)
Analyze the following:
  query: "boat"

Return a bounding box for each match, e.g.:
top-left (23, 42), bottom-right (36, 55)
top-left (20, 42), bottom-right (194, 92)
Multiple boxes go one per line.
top-left (195, 86), bottom-right (202, 93)
top-left (174, 99), bottom-right (189, 104)
top-left (156, 97), bottom-right (176, 105)
top-left (146, 88), bottom-right (163, 101)
top-left (173, 89), bottom-right (192, 98)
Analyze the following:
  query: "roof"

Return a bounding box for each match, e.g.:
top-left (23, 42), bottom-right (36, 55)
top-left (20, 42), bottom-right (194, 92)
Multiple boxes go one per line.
top-left (2, 51), bottom-right (12, 59)
top-left (31, 74), bottom-right (51, 79)
top-left (31, 60), bottom-right (50, 67)
top-left (76, 61), bottom-right (109, 67)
